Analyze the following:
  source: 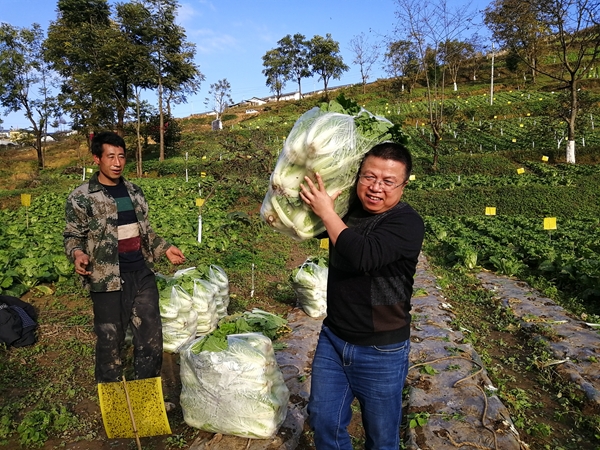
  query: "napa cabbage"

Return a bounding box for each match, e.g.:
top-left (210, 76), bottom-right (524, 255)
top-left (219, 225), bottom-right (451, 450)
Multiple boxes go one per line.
top-left (260, 93), bottom-right (407, 241)
top-left (179, 332), bottom-right (290, 439)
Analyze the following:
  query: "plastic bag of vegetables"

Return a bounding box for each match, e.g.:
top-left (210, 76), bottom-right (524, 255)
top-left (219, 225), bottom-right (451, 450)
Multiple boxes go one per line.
top-left (179, 332), bottom-right (290, 439)
top-left (208, 265), bottom-right (230, 319)
top-left (192, 279), bottom-right (218, 335)
top-left (261, 94), bottom-right (407, 241)
top-left (160, 285), bottom-right (199, 353)
top-left (291, 257), bottom-right (328, 318)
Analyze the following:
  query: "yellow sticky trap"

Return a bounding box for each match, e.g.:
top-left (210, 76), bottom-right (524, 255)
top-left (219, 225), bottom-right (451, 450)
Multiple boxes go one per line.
top-left (98, 377), bottom-right (171, 438)
top-left (409, 175), bottom-right (416, 181)
top-left (517, 168), bottom-right (525, 174)
top-left (544, 218), bottom-right (557, 230)
top-left (196, 198), bottom-right (205, 207)
top-left (519, 124), bottom-right (524, 127)
top-left (86, 168), bottom-right (94, 173)
top-left (512, 138), bottom-right (517, 143)
top-left (200, 172), bottom-right (206, 178)
top-left (542, 156), bottom-right (549, 162)
top-left (485, 207), bottom-right (497, 216)
top-left (21, 194), bottom-right (31, 207)
top-left (202, 156), bottom-right (207, 160)
top-left (320, 238), bottom-right (329, 249)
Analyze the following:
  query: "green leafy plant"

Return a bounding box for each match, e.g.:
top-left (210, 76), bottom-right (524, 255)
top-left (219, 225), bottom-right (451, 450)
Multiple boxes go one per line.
top-left (408, 412), bottom-right (430, 428)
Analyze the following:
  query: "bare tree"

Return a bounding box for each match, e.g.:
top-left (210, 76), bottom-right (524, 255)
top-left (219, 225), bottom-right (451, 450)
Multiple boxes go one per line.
top-left (204, 79), bottom-right (232, 121)
top-left (349, 32), bottom-right (380, 93)
top-left (394, 0), bottom-right (479, 169)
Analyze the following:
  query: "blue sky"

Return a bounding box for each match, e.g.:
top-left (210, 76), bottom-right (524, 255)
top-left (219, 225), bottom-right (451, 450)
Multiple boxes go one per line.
top-left (1, 0), bottom-right (488, 130)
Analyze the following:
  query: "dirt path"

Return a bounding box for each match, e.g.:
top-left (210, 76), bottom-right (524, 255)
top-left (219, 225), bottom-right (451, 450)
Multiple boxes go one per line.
top-left (256, 253), bottom-right (600, 450)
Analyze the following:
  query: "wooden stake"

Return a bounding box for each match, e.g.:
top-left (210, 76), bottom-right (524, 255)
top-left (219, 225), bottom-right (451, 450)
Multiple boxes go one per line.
top-left (121, 376), bottom-right (142, 450)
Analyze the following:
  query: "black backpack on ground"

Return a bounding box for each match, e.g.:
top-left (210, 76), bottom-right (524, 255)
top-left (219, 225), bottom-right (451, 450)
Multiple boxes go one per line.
top-left (0, 295), bottom-right (38, 348)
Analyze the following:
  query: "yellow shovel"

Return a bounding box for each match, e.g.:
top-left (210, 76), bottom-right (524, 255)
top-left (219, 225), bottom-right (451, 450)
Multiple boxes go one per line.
top-left (98, 376), bottom-right (171, 449)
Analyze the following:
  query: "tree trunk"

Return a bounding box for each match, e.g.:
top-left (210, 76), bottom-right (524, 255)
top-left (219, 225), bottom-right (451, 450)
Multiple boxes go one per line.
top-left (35, 137), bottom-right (45, 170)
top-left (566, 81), bottom-right (578, 164)
top-left (135, 90), bottom-right (143, 177)
top-left (159, 80), bottom-right (165, 162)
top-left (566, 140), bottom-right (576, 163)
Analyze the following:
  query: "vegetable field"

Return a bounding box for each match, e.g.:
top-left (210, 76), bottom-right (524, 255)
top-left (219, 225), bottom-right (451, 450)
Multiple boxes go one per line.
top-left (1, 77), bottom-right (599, 449)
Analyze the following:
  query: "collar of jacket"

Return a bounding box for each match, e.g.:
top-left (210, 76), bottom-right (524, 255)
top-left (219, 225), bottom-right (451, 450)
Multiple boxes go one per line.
top-left (88, 172), bottom-right (125, 193)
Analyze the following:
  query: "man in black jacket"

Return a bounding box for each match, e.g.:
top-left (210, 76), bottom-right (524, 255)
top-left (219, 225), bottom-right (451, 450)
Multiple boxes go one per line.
top-left (300, 142), bottom-right (424, 450)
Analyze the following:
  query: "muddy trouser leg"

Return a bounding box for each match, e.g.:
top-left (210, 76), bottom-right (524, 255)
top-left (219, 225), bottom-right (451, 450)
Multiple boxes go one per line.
top-left (121, 267), bottom-right (163, 380)
top-left (91, 289), bottom-right (129, 383)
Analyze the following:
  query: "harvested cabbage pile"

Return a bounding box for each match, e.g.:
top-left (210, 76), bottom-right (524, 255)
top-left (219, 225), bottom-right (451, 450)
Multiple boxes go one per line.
top-left (180, 330), bottom-right (290, 438)
top-left (291, 257), bottom-right (328, 318)
top-left (157, 265), bottom-right (229, 353)
top-left (261, 94), bottom-right (406, 241)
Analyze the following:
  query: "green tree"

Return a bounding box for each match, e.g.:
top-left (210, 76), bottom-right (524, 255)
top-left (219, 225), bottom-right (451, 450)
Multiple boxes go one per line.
top-left (45, 0), bottom-right (133, 135)
top-left (277, 33), bottom-right (311, 98)
top-left (439, 39), bottom-right (474, 91)
top-left (262, 48), bottom-right (288, 100)
top-left (0, 23), bottom-right (57, 169)
top-left (116, 0), bottom-right (158, 176)
top-left (485, 0), bottom-right (600, 163)
top-left (349, 32), bottom-right (380, 94)
top-left (384, 39), bottom-right (421, 93)
top-left (309, 33), bottom-right (349, 97)
top-left (116, 0), bottom-right (202, 162)
top-left (129, 0), bottom-right (202, 161)
top-left (484, 0), bottom-right (543, 83)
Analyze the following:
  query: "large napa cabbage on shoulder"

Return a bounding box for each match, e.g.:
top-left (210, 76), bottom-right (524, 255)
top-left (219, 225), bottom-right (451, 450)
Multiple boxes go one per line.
top-left (179, 332), bottom-right (290, 439)
top-left (261, 94), bottom-right (407, 241)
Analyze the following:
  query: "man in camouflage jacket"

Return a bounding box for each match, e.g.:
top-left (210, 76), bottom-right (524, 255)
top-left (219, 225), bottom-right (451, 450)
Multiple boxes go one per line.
top-left (64, 131), bottom-right (185, 383)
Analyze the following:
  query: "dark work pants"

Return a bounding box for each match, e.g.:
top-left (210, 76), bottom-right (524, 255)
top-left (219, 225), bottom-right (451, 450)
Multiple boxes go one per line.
top-left (90, 267), bottom-right (163, 383)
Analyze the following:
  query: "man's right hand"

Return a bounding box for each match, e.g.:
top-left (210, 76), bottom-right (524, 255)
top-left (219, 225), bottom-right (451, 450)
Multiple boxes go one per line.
top-left (73, 250), bottom-right (92, 276)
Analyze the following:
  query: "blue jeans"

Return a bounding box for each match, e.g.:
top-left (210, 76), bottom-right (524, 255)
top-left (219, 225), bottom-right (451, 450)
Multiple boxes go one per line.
top-left (308, 326), bottom-right (410, 450)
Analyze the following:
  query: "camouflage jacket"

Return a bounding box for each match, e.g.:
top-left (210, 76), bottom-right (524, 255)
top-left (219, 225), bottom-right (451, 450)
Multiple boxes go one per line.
top-left (63, 172), bottom-right (171, 292)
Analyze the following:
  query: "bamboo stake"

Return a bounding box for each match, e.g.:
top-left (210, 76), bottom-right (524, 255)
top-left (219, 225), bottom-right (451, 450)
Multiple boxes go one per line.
top-left (121, 376), bottom-right (142, 450)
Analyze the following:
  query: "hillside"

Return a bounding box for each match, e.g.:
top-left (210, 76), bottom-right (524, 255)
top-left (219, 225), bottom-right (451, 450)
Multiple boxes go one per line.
top-left (0, 71), bottom-right (599, 449)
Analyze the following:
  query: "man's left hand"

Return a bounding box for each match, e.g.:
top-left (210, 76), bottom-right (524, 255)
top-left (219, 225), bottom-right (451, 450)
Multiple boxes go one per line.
top-left (166, 246), bottom-right (186, 265)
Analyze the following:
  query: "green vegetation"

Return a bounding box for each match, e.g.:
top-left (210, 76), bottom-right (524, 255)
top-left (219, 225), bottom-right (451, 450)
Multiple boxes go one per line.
top-left (0, 72), bottom-right (599, 448)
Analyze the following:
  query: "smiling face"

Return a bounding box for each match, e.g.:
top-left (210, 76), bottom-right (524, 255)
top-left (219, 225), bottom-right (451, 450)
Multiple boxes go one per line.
top-left (356, 155), bottom-right (408, 214)
top-left (94, 144), bottom-right (125, 186)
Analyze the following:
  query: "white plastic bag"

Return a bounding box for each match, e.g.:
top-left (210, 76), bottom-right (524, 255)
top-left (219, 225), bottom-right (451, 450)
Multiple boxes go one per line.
top-left (179, 332), bottom-right (290, 439)
top-left (291, 259), bottom-right (328, 317)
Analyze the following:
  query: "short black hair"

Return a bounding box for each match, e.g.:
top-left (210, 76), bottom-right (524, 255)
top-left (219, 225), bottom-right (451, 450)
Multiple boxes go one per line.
top-left (359, 142), bottom-right (413, 182)
top-left (91, 131), bottom-right (126, 158)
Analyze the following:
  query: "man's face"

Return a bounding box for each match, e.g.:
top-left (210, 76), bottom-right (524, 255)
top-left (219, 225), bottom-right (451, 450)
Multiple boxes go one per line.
top-left (356, 156), bottom-right (408, 214)
top-left (94, 144), bottom-right (125, 186)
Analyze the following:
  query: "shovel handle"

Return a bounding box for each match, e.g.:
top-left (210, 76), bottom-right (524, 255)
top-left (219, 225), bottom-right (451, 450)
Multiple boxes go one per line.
top-left (122, 376), bottom-right (142, 450)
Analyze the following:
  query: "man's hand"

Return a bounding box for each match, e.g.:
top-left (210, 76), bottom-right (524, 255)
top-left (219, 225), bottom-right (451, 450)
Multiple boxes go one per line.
top-left (73, 250), bottom-right (92, 276)
top-left (299, 173), bottom-right (341, 219)
top-left (299, 173), bottom-right (347, 246)
top-left (166, 246), bottom-right (186, 265)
